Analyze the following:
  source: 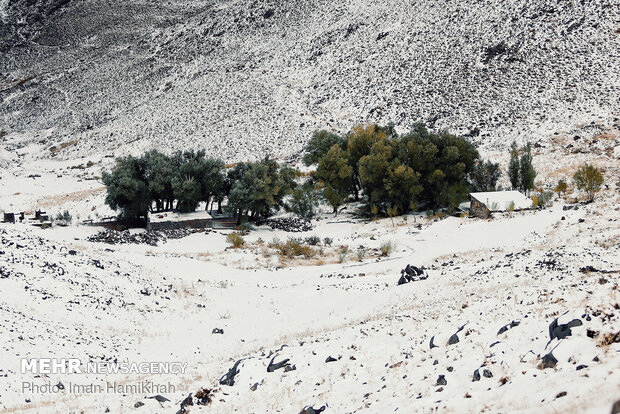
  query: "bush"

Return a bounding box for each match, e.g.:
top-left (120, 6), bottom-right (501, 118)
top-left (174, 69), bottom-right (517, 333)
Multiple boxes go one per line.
top-left (573, 164), bottom-right (604, 201)
top-left (554, 179), bottom-right (568, 197)
top-left (273, 238), bottom-right (317, 259)
top-left (226, 232), bottom-right (245, 248)
top-left (380, 241), bottom-right (394, 257)
top-left (55, 210), bottom-right (72, 225)
top-left (356, 247), bottom-right (366, 262)
top-left (305, 235), bottom-right (321, 246)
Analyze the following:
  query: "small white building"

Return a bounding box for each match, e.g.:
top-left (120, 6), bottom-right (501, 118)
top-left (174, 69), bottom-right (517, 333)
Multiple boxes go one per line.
top-left (469, 191), bottom-right (531, 218)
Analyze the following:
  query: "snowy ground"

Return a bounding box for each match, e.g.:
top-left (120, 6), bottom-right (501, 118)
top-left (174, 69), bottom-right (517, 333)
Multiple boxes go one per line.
top-left (0, 144), bottom-right (619, 413)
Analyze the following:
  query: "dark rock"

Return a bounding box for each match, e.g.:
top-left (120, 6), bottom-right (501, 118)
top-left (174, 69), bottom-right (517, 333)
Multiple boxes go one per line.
top-left (429, 336), bottom-right (437, 349)
top-left (212, 328), bottom-right (224, 334)
top-left (472, 369), bottom-right (480, 382)
top-left (268, 356), bottom-right (292, 372)
top-left (448, 333), bottom-right (459, 345)
top-left (540, 352), bottom-right (558, 369)
top-left (134, 401), bottom-right (144, 408)
top-left (576, 365), bottom-right (588, 370)
top-left (555, 391), bottom-right (567, 398)
top-left (180, 393), bottom-right (193, 409)
top-left (482, 369), bottom-right (493, 378)
top-left (325, 356), bottom-right (338, 363)
top-left (548, 317), bottom-right (582, 342)
top-left (300, 405), bottom-right (326, 414)
top-left (436, 375), bottom-right (447, 386)
top-left (220, 359), bottom-right (244, 386)
top-left (195, 388), bottom-right (212, 405)
top-left (611, 399), bottom-right (620, 414)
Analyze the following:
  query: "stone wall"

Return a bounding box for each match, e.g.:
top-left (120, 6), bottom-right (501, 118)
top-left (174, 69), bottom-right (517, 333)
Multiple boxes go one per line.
top-left (147, 218), bottom-right (213, 231)
top-left (470, 197), bottom-right (490, 219)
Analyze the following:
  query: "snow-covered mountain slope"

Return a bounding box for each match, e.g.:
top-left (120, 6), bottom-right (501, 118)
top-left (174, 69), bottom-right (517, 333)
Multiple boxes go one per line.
top-left (0, 183), bottom-right (619, 413)
top-left (1, 0), bottom-right (618, 161)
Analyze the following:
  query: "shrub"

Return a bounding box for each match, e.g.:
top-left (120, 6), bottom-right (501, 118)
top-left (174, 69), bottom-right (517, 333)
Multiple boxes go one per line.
top-left (380, 241), bottom-right (394, 257)
top-left (226, 232), bottom-right (245, 248)
top-left (356, 248), bottom-right (366, 262)
top-left (305, 235), bottom-right (321, 246)
top-left (55, 210), bottom-right (72, 225)
top-left (273, 238), bottom-right (317, 259)
top-left (573, 164), bottom-right (604, 201)
top-left (554, 179), bottom-right (568, 197)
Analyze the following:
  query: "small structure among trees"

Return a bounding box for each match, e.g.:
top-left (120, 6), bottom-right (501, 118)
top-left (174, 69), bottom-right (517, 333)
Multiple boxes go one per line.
top-left (469, 190), bottom-right (531, 219)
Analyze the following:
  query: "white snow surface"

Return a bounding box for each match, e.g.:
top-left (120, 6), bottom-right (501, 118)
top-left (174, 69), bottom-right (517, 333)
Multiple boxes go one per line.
top-left (470, 190), bottom-right (532, 211)
top-left (0, 147), bottom-right (619, 413)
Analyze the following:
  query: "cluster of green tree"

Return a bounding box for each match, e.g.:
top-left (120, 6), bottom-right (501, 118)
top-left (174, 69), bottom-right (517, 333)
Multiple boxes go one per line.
top-left (102, 150), bottom-right (296, 224)
top-left (508, 141), bottom-right (536, 194)
top-left (303, 123), bottom-right (498, 215)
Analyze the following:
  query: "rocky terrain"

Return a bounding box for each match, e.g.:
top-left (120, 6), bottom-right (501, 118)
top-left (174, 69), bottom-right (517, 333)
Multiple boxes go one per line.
top-left (1, 0), bottom-right (619, 161)
top-left (0, 0), bottom-right (619, 412)
top-left (0, 186), bottom-right (619, 413)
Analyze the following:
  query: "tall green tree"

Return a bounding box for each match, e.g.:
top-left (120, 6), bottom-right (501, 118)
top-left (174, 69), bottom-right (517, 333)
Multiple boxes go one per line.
top-left (142, 150), bottom-right (176, 211)
top-left (285, 181), bottom-right (319, 221)
top-left (470, 159), bottom-right (501, 192)
top-left (226, 157), bottom-right (296, 221)
top-left (302, 130), bottom-right (346, 166)
top-left (508, 140), bottom-right (520, 190)
top-left (518, 142), bottom-right (536, 194)
top-left (102, 155), bottom-right (151, 224)
top-left (315, 145), bottom-right (353, 214)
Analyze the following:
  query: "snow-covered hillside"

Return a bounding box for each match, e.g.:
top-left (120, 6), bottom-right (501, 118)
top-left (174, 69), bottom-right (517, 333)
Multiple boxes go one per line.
top-left (0, 149), bottom-right (619, 413)
top-left (1, 0), bottom-right (618, 161)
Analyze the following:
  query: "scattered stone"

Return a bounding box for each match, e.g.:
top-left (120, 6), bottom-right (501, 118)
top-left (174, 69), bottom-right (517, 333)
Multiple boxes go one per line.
top-left (257, 217), bottom-right (312, 232)
top-left (436, 375), bottom-right (447, 386)
top-left (300, 405), bottom-right (326, 414)
top-left (147, 395), bottom-right (170, 407)
top-left (611, 399), bottom-right (620, 414)
top-left (220, 359), bottom-right (244, 386)
top-left (88, 228), bottom-right (209, 246)
top-left (195, 388), bottom-right (212, 405)
top-left (179, 393), bottom-right (193, 410)
top-left (397, 264), bottom-right (428, 285)
top-left (472, 369), bottom-right (481, 382)
top-left (212, 328), bottom-right (224, 334)
top-left (548, 316), bottom-right (582, 343)
top-left (539, 352), bottom-right (558, 369)
top-left (134, 401), bottom-right (144, 408)
top-left (448, 333), bottom-right (459, 345)
top-left (268, 356), bottom-right (292, 372)
top-left (56, 381), bottom-right (64, 390)
top-left (325, 356), bottom-right (338, 363)
top-left (576, 365), bottom-right (588, 370)
top-left (555, 391), bottom-right (567, 398)
top-left (429, 336), bottom-right (437, 349)
top-left (483, 369), bottom-right (493, 378)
